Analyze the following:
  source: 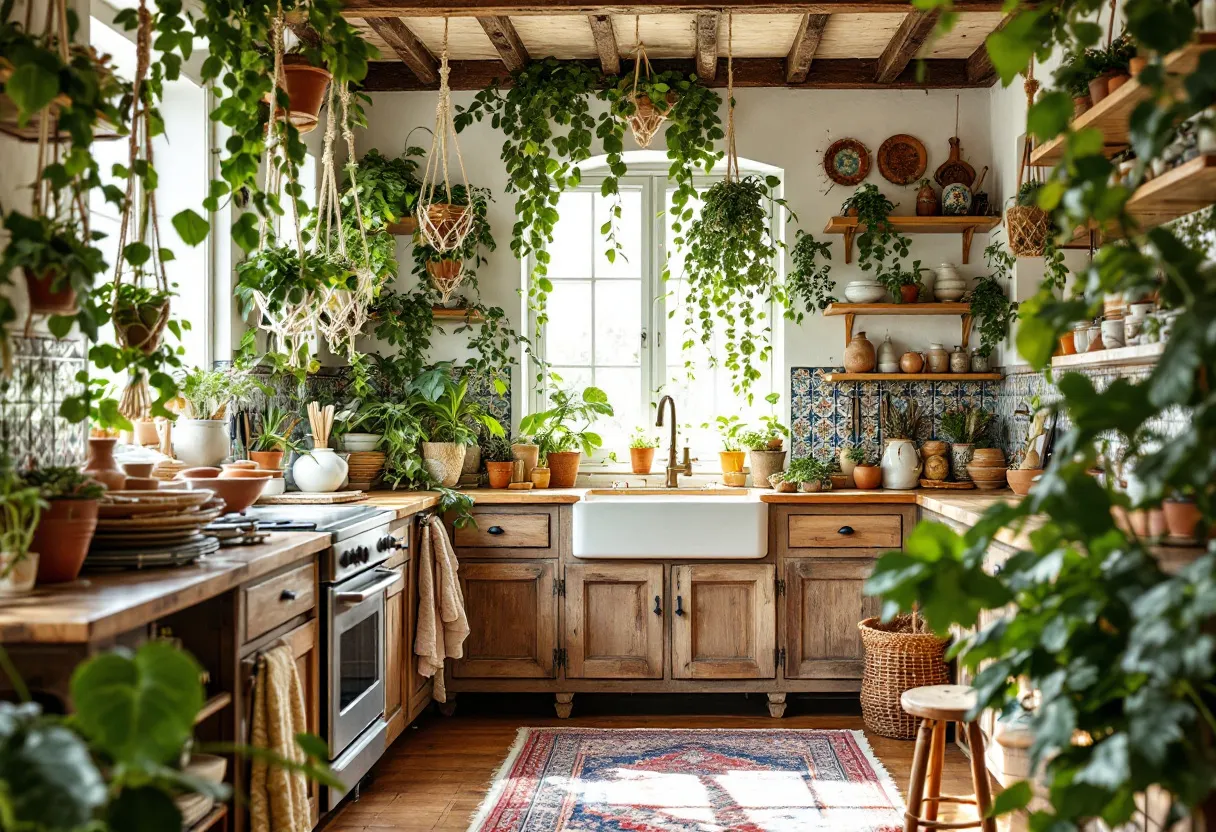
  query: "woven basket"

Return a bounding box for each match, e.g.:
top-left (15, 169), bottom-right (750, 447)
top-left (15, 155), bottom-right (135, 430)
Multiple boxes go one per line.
top-left (1005, 204), bottom-right (1051, 257)
top-left (859, 615), bottom-right (950, 739)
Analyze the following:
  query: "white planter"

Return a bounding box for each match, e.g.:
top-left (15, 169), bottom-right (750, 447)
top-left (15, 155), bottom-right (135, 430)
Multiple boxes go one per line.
top-left (173, 419), bottom-right (231, 467)
top-left (342, 433), bottom-right (382, 452)
top-left (881, 438), bottom-right (922, 490)
top-left (292, 448), bottom-right (348, 493)
top-left (843, 280), bottom-right (888, 303)
top-left (839, 448), bottom-right (857, 487)
top-left (0, 551), bottom-right (38, 596)
top-left (422, 442), bottom-right (467, 488)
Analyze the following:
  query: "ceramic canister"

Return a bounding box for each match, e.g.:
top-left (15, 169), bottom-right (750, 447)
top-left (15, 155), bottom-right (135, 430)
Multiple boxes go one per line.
top-left (881, 438), bottom-right (922, 490)
top-left (1073, 322), bottom-right (1090, 353)
top-left (950, 345), bottom-right (971, 373)
top-left (1101, 318), bottom-right (1126, 349)
top-left (941, 183), bottom-right (973, 216)
top-left (876, 335), bottom-right (898, 368)
top-left (925, 343), bottom-right (950, 373)
top-left (971, 351), bottom-right (991, 373)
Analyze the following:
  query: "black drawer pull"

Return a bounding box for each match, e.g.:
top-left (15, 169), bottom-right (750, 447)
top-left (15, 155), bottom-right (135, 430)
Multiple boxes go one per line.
top-left (838, 525), bottom-right (855, 536)
top-left (487, 525), bottom-right (505, 535)
top-left (279, 589), bottom-right (297, 602)
top-left (653, 595), bottom-right (662, 616)
top-left (675, 595), bottom-right (685, 616)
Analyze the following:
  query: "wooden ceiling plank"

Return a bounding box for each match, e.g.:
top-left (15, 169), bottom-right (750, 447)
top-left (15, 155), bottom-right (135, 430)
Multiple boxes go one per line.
top-left (588, 14), bottom-right (621, 75)
top-left (365, 17), bottom-right (440, 85)
top-left (478, 15), bottom-right (530, 71)
top-left (873, 8), bottom-right (941, 84)
top-left (345, 2), bottom-right (1006, 17)
top-left (695, 12), bottom-right (719, 81)
top-left (363, 57), bottom-right (991, 90)
top-left (784, 12), bottom-right (829, 83)
top-left (965, 14), bottom-right (1007, 84)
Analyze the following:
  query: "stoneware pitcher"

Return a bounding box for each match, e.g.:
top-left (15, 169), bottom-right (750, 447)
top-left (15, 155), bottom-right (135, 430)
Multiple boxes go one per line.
top-left (881, 438), bottom-right (922, 490)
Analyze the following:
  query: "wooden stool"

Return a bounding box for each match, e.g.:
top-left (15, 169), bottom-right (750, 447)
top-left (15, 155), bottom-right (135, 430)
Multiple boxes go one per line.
top-left (900, 685), bottom-right (995, 832)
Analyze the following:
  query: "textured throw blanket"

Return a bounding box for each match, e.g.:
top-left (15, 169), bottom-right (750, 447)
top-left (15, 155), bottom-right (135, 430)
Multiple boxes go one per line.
top-left (414, 513), bottom-right (469, 702)
top-left (250, 642), bottom-right (311, 832)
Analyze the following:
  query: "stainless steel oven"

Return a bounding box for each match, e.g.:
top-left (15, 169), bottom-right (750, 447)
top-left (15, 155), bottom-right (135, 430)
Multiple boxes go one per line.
top-left (326, 565), bottom-right (397, 754)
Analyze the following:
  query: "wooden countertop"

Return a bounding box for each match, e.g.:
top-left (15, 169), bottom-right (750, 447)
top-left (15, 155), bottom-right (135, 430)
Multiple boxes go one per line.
top-left (0, 531), bottom-right (330, 645)
top-left (762, 490), bottom-right (918, 504)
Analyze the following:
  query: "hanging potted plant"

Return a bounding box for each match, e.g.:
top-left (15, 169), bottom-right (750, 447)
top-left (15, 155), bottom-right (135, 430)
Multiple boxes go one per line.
top-left (22, 466), bottom-right (104, 584)
top-left (518, 384), bottom-right (614, 489)
top-left (787, 230), bottom-right (836, 315)
top-left (628, 429), bottom-right (658, 475)
top-left (277, 52), bottom-right (331, 134)
top-left (0, 464), bottom-right (46, 597)
top-left (968, 241), bottom-right (1018, 371)
top-left (1, 213), bottom-right (105, 317)
top-left (1005, 68), bottom-right (1053, 258)
top-left (609, 20), bottom-right (678, 148)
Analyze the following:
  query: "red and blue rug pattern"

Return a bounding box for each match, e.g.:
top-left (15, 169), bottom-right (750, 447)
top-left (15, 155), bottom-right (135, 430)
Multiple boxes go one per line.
top-left (468, 728), bottom-right (904, 832)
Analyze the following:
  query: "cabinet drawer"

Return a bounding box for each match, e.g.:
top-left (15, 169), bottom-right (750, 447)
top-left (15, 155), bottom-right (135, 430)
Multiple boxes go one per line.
top-left (244, 562), bottom-right (315, 641)
top-left (788, 514), bottom-right (902, 549)
top-left (454, 511), bottom-right (552, 551)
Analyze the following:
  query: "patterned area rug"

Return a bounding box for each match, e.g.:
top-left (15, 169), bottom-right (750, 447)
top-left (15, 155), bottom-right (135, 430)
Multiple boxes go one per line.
top-left (468, 728), bottom-right (904, 832)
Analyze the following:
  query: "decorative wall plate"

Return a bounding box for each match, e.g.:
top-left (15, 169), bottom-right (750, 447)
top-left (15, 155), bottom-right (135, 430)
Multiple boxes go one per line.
top-left (877, 134), bottom-right (927, 185)
top-left (824, 138), bottom-right (870, 185)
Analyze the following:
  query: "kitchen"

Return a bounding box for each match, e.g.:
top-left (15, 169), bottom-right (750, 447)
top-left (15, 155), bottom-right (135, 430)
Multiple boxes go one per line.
top-left (0, 0), bottom-right (1213, 831)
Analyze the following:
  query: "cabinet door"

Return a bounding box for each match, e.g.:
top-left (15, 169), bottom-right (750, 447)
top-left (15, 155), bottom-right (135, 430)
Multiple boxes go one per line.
top-left (565, 564), bottom-right (664, 679)
top-left (671, 564), bottom-right (776, 680)
top-left (384, 570), bottom-right (406, 744)
top-left (404, 542), bottom-right (431, 718)
top-left (784, 558), bottom-right (880, 680)
top-left (452, 562), bottom-right (558, 679)
top-left (284, 619), bottom-right (321, 826)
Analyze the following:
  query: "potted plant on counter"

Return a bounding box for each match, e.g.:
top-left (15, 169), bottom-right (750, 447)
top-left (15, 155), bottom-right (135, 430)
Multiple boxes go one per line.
top-left (249, 404), bottom-right (303, 471)
top-left (785, 457), bottom-right (833, 492)
top-left (415, 374), bottom-right (504, 488)
top-left (880, 396), bottom-right (924, 490)
top-left (22, 466), bottom-right (104, 584)
top-left (840, 443), bottom-right (865, 487)
top-left (0, 462), bottom-right (47, 596)
top-left (742, 393), bottom-right (789, 488)
top-left (709, 415), bottom-right (747, 480)
top-left (882, 261), bottom-right (927, 304)
top-left (519, 385), bottom-right (613, 489)
top-left (175, 365), bottom-right (266, 467)
top-left (940, 405), bottom-right (995, 482)
top-left (628, 428), bottom-right (658, 475)
top-left (482, 435), bottom-right (515, 489)
top-left (853, 451), bottom-right (883, 490)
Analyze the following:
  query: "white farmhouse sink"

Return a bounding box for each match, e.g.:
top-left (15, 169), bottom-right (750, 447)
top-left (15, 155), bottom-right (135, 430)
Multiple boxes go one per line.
top-left (572, 492), bottom-right (769, 559)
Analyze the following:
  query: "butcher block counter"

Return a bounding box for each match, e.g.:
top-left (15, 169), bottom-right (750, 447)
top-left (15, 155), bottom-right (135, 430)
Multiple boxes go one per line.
top-left (0, 531), bottom-right (330, 645)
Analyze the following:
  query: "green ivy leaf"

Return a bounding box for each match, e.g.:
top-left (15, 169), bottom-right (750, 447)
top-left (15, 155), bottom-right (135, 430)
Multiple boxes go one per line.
top-left (172, 208), bottom-right (210, 246)
top-left (989, 780), bottom-right (1033, 818)
top-left (123, 242), bottom-right (153, 267)
top-left (6, 63), bottom-right (59, 120)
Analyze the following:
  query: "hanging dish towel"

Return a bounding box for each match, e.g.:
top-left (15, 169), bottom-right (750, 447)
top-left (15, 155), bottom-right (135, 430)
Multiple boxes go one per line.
top-left (414, 513), bottom-right (469, 702)
top-left (249, 642), bottom-right (311, 832)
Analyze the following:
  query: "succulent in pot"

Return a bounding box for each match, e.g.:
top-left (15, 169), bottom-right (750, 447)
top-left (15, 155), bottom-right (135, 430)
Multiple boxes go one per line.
top-left (249, 404), bottom-right (304, 471)
top-left (21, 466), bottom-right (103, 584)
top-left (879, 395), bottom-right (924, 490)
top-left (482, 435), bottom-right (515, 489)
top-left (940, 405), bottom-right (995, 482)
top-left (628, 428), bottom-right (658, 475)
top-left (518, 382), bottom-right (613, 489)
top-left (0, 461), bottom-right (47, 596)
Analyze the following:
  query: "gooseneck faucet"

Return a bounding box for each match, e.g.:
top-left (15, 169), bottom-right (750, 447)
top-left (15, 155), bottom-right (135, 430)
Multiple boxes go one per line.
top-left (656, 395), bottom-right (692, 488)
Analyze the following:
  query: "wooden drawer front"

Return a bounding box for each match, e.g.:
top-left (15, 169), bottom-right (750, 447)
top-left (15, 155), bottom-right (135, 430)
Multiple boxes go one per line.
top-left (788, 514), bottom-right (902, 549)
top-left (244, 562), bottom-right (315, 641)
top-left (454, 511), bottom-right (552, 551)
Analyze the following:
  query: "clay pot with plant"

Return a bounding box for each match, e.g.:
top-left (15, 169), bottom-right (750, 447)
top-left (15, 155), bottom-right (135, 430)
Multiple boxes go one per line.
top-left (1163, 493), bottom-right (1205, 543)
top-left (249, 403), bottom-right (303, 471)
top-left (416, 374), bottom-right (504, 488)
top-left (628, 428), bottom-right (658, 475)
top-left (786, 457), bottom-right (832, 493)
top-left (518, 382), bottom-right (613, 489)
top-left (272, 51), bottom-right (333, 133)
top-left (840, 444), bottom-right (865, 487)
top-left (940, 405), bottom-right (995, 482)
top-left (23, 467), bottom-right (104, 584)
top-left (708, 415), bottom-right (747, 473)
top-left (853, 454), bottom-right (883, 490)
top-left (0, 214), bottom-right (106, 318)
top-left (482, 435), bottom-right (515, 489)
top-left (882, 261), bottom-right (927, 305)
top-left (0, 468), bottom-right (46, 596)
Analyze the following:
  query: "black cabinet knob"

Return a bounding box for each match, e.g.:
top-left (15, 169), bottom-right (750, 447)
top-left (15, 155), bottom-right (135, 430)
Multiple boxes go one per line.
top-left (280, 589), bottom-right (297, 602)
top-left (488, 526), bottom-right (505, 535)
top-left (838, 525), bottom-right (855, 536)
top-left (653, 595), bottom-right (662, 616)
top-left (675, 595), bottom-right (685, 616)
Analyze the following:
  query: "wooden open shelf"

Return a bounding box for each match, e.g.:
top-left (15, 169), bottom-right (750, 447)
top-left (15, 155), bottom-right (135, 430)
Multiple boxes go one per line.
top-left (386, 217), bottom-right (418, 236)
top-left (1031, 34), bottom-right (1216, 167)
top-left (823, 216), bottom-right (1000, 265)
top-left (188, 805), bottom-right (228, 832)
top-left (432, 306), bottom-right (485, 324)
top-left (194, 692), bottom-right (232, 726)
top-left (821, 372), bottom-right (1002, 383)
top-left (1051, 342), bottom-right (1163, 371)
top-left (823, 301), bottom-right (976, 349)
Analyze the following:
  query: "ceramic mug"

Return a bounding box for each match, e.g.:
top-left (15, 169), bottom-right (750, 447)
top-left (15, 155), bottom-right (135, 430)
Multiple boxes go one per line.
top-left (1101, 318), bottom-right (1126, 349)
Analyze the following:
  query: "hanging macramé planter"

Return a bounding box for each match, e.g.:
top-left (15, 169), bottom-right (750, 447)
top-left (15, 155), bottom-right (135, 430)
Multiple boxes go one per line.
top-left (276, 55), bottom-right (331, 134)
top-left (622, 20), bottom-right (675, 148)
top-left (425, 257), bottom-right (466, 303)
top-left (1005, 70), bottom-right (1051, 257)
top-left (415, 19), bottom-right (476, 253)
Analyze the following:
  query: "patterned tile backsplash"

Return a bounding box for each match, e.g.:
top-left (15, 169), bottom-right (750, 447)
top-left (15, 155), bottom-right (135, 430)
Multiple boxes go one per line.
top-left (2, 335), bottom-right (88, 467)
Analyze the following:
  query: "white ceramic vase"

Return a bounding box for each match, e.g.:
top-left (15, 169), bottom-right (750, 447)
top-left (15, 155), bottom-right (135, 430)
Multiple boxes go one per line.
top-left (173, 419), bottom-right (231, 467)
top-left (292, 448), bottom-right (348, 493)
top-left (881, 438), bottom-right (922, 490)
top-left (934, 264), bottom-right (967, 301)
top-left (839, 447), bottom-right (857, 487)
top-left (843, 280), bottom-right (888, 303)
top-left (422, 442), bottom-right (467, 488)
top-left (0, 551), bottom-right (38, 596)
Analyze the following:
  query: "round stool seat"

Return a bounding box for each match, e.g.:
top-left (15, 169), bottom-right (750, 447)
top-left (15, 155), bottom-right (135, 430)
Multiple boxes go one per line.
top-left (900, 684), bottom-right (977, 721)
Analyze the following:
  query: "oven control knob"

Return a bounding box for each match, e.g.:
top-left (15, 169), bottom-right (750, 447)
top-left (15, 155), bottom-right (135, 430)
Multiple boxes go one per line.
top-left (376, 537), bottom-right (385, 552)
top-left (340, 550), bottom-right (352, 567)
top-left (359, 546), bottom-right (369, 562)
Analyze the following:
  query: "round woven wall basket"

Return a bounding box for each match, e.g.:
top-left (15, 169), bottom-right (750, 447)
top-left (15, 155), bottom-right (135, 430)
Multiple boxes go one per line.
top-left (1005, 205), bottom-right (1051, 257)
top-left (859, 615), bottom-right (950, 739)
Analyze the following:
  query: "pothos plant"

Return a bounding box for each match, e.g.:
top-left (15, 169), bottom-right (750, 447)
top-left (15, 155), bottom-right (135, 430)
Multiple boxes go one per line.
top-left (868, 0), bottom-right (1216, 827)
top-left (840, 183), bottom-right (912, 281)
top-left (787, 230), bottom-right (836, 317)
top-left (968, 239), bottom-right (1019, 359)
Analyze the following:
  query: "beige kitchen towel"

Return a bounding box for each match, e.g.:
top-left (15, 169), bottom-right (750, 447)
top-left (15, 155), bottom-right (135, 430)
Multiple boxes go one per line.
top-left (250, 642), bottom-right (311, 832)
top-left (415, 513), bottom-right (469, 702)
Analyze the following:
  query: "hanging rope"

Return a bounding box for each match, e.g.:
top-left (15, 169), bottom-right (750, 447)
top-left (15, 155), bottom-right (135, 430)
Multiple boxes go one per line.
top-left (724, 12), bottom-right (739, 183)
top-left (1005, 60), bottom-right (1050, 257)
top-left (416, 17), bottom-right (476, 254)
top-left (625, 15), bottom-right (668, 148)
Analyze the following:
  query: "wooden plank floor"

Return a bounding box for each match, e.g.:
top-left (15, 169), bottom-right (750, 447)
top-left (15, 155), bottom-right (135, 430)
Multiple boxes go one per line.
top-left (325, 696), bottom-right (987, 832)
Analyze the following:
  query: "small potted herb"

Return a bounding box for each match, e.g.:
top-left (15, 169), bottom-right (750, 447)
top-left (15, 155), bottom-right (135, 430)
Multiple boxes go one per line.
top-left (940, 405), bottom-right (995, 482)
top-left (482, 435), bottom-right (515, 489)
top-left (249, 404), bottom-right (304, 471)
top-left (22, 466), bottom-right (105, 584)
top-left (785, 457), bottom-right (833, 492)
top-left (176, 366), bottom-right (266, 467)
top-left (882, 261), bottom-right (927, 304)
top-left (853, 451), bottom-right (883, 490)
top-left (840, 443), bottom-right (866, 487)
top-left (708, 415), bottom-right (747, 477)
top-left (628, 428), bottom-right (658, 475)
top-left (415, 374), bottom-right (504, 488)
top-left (0, 463), bottom-right (47, 597)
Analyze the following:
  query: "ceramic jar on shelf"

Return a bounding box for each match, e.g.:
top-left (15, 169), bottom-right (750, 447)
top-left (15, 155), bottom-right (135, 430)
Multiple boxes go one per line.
top-left (900, 352), bottom-right (925, 374)
top-left (844, 331), bottom-right (877, 373)
top-left (934, 264), bottom-right (967, 301)
top-left (1101, 318), bottom-right (1126, 349)
top-left (876, 335), bottom-right (899, 374)
top-left (925, 343), bottom-right (950, 373)
top-left (83, 437), bottom-right (127, 492)
top-left (971, 351), bottom-right (991, 373)
top-left (950, 345), bottom-right (971, 373)
top-left (844, 280), bottom-right (888, 304)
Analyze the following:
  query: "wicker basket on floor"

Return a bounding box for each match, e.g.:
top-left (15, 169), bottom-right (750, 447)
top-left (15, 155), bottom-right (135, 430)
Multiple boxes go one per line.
top-left (858, 615), bottom-right (950, 739)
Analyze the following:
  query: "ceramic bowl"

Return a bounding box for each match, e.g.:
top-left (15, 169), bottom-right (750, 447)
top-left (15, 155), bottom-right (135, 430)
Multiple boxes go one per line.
top-left (1006, 468), bottom-right (1043, 496)
top-left (843, 281), bottom-right (888, 304)
top-left (967, 465), bottom-right (1009, 490)
top-left (970, 449), bottom-right (1006, 466)
top-left (184, 753), bottom-right (228, 786)
top-left (122, 461), bottom-right (156, 478)
top-left (177, 466), bottom-right (222, 479)
top-left (934, 287), bottom-right (967, 302)
top-left (221, 467), bottom-right (273, 479)
top-left (124, 476), bottom-right (160, 490)
top-left (261, 477), bottom-right (287, 497)
top-left (181, 475), bottom-right (269, 514)
top-left (343, 433), bottom-right (383, 452)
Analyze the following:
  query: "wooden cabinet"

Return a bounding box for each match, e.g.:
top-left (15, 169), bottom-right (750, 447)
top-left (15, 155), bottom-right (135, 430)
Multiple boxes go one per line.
top-left (384, 567), bottom-right (406, 744)
top-left (452, 561), bottom-right (558, 679)
top-left (451, 506), bottom-right (562, 558)
top-left (671, 564), bottom-right (776, 680)
top-left (242, 562), bottom-right (316, 642)
top-left (404, 541), bottom-right (431, 720)
top-left (564, 564), bottom-right (664, 679)
top-left (787, 513), bottom-right (903, 551)
top-left (784, 558), bottom-right (880, 680)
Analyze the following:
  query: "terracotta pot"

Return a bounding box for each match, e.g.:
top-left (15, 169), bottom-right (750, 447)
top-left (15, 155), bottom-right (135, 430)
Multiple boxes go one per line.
top-left (276, 59), bottom-right (331, 133)
top-left (1006, 467), bottom-right (1043, 496)
top-left (722, 471), bottom-right (747, 487)
top-left (853, 465), bottom-right (883, 490)
top-left (1088, 73), bottom-right (1112, 104)
top-left (1058, 332), bottom-right (1077, 355)
top-left (800, 481), bottom-right (823, 492)
top-left (719, 451), bottom-right (746, 474)
top-left (921, 440), bottom-right (948, 458)
top-left (844, 331), bottom-right (877, 373)
top-left (749, 450), bottom-right (786, 489)
top-left (425, 203), bottom-right (470, 240)
top-left (830, 473), bottom-right (850, 490)
top-left (31, 498), bottom-right (98, 583)
top-left (546, 451), bottom-right (581, 488)
top-left (899, 284), bottom-right (920, 304)
top-left (772, 477), bottom-right (798, 493)
top-left (1129, 56), bottom-right (1148, 76)
top-left (630, 446), bottom-right (656, 474)
top-left (425, 259), bottom-right (462, 280)
top-left (249, 450), bottom-right (285, 471)
top-left (122, 461), bottom-right (155, 478)
top-left (83, 437), bottom-right (126, 491)
top-left (126, 476), bottom-right (159, 490)
top-left (511, 443), bottom-right (540, 482)
top-left (916, 181), bottom-right (938, 216)
top-left (1164, 498), bottom-right (1204, 542)
top-left (485, 461), bottom-right (514, 489)
top-left (531, 466), bottom-right (551, 489)
top-left (1107, 73), bottom-right (1131, 93)
top-left (24, 267), bottom-right (77, 315)
top-left (900, 352), bottom-right (925, 374)
top-left (1073, 95), bottom-right (1092, 119)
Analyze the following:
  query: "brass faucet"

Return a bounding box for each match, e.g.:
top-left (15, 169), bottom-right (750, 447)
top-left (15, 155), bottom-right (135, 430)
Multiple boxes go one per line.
top-left (656, 395), bottom-right (692, 488)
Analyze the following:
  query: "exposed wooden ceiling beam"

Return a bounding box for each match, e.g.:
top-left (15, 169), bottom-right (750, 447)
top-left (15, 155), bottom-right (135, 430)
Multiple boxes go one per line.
top-left (477, 15), bottom-right (529, 71)
top-left (344, 1), bottom-right (1006, 18)
top-left (363, 57), bottom-right (996, 91)
top-left (784, 12), bottom-right (828, 83)
top-left (874, 8), bottom-right (941, 84)
top-left (965, 14), bottom-right (1008, 85)
top-left (588, 15), bottom-right (620, 75)
top-left (364, 17), bottom-right (439, 85)
top-left (694, 12), bottom-right (719, 81)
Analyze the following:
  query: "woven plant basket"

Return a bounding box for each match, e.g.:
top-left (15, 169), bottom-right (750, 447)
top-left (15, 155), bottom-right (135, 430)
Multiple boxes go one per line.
top-left (1005, 204), bottom-right (1050, 257)
top-left (858, 615), bottom-right (950, 739)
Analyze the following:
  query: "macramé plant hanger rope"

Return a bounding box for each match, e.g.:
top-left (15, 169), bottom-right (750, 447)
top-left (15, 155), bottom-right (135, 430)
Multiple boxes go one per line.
top-left (625, 16), bottom-right (668, 148)
top-left (724, 12), bottom-right (739, 184)
top-left (416, 17), bottom-right (476, 255)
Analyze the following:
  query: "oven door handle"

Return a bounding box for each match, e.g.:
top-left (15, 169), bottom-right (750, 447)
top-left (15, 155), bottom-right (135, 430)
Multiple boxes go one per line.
top-left (334, 570), bottom-right (399, 605)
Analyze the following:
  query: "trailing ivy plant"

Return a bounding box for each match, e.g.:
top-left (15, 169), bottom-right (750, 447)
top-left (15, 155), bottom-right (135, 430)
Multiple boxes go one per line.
top-left (786, 230), bottom-right (836, 317)
top-left (969, 240), bottom-right (1019, 359)
top-left (868, 0), bottom-right (1216, 827)
top-left (840, 183), bottom-right (911, 280)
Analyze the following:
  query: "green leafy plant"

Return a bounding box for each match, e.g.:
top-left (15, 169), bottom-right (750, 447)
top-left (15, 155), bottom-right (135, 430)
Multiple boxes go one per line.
top-left (519, 383), bottom-right (613, 459)
top-left (783, 457), bottom-right (832, 487)
top-left (177, 365), bottom-right (268, 420)
top-left (0, 464), bottom-right (45, 578)
top-left (880, 260), bottom-right (927, 303)
top-left (20, 466), bottom-right (105, 501)
top-left (481, 434), bottom-right (514, 464)
top-left (414, 373), bottom-right (504, 446)
top-left (251, 403), bottom-right (305, 454)
top-left (0, 213), bottom-right (107, 339)
top-left (787, 230), bottom-right (836, 315)
top-left (880, 394), bottom-right (923, 440)
top-left (840, 184), bottom-right (911, 279)
top-left (629, 429), bottom-right (658, 450)
top-left (970, 241), bottom-right (1019, 359)
top-left (706, 414), bottom-right (746, 452)
top-left (938, 406), bottom-right (994, 446)
top-left (845, 444), bottom-right (867, 465)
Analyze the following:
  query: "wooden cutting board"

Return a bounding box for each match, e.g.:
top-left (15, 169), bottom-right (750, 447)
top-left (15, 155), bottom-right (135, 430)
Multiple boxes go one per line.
top-left (257, 491), bottom-right (366, 505)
